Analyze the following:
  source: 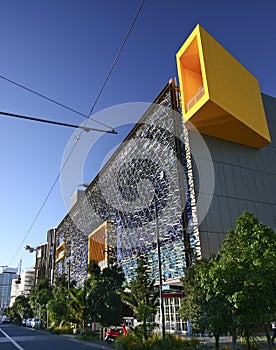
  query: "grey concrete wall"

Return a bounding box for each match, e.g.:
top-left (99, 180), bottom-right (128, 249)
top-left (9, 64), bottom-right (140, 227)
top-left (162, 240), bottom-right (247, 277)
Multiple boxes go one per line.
top-left (190, 94), bottom-right (276, 258)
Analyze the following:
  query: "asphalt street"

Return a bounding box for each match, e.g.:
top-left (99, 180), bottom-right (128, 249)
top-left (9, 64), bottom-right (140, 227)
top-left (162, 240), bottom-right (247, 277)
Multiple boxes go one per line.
top-left (0, 324), bottom-right (112, 350)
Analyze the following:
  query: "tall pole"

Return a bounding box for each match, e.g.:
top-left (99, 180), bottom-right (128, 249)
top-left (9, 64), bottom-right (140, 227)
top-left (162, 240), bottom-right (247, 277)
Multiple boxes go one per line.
top-left (67, 259), bottom-right (71, 290)
top-left (46, 303), bottom-right (49, 330)
top-left (155, 195), bottom-right (165, 340)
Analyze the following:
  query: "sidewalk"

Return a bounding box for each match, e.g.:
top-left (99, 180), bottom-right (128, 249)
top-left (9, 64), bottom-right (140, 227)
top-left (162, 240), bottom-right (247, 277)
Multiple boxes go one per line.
top-left (194, 335), bottom-right (270, 349)
top-left (62, 334), bottom-right (114, 349)
top-left (63, 333), bottom-right (271, 349)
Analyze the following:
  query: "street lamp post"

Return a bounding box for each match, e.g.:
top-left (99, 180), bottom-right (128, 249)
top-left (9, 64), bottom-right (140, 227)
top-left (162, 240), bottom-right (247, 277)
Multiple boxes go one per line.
top-left (154, 195), bottom-right (166, 341)
top-left (66, 258), bottom-right (71, 290)
top-left (46, 303), bottom-right (49, 330)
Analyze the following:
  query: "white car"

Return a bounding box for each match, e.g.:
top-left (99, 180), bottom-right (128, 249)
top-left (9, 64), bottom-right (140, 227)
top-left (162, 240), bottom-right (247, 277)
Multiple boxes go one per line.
top-left (25, 318), bottom-right (33, 327)
top-left (1, 315), bottom-right (10, 324)
top-left (31, 318), bottom-right (41, 328)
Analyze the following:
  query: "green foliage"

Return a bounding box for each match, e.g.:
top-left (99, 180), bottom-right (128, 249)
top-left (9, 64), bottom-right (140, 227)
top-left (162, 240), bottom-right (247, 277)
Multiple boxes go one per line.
top-left (10, 295), bottom-right (33, 320)
top-left (115, 332), bottom-right (199, 350)
top-left (67, 287), bottom-right (84, 327)
top-left (121, 256), bottom-right (159, 340)
top-left (180, 212), bottom-right (276, 349)
top-left (212, 212), bottom-right (276, 346)
top-left (83, 260), bottom-right (125, 330)
top-left (75, 330), bottom-right (99, 341)
top-left (49, 325), bottom-right (73, 334)
top-left (29, 278), bottom-right (52, 322)
top-left (23, 262), bottom-right (125, 331)
top-left (48, 285), bottom-right (70, 327)
top-left (180, 257), bottom-right (230, 339)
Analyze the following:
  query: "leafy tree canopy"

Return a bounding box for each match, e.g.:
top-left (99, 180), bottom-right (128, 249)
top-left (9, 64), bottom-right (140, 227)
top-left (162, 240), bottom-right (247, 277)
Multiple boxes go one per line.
top-left (121, 256), bottom-right (159, 340)
top-left (84, 260), bottom-right (125, 331)
top-left (180, 212), bottom-right (276, 349)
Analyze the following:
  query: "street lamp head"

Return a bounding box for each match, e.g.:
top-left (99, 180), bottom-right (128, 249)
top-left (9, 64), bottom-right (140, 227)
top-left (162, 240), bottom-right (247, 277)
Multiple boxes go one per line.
top-left (78, 183), bottom-right (89, 188)
top-left (24, 245), bottom-right (35, 253)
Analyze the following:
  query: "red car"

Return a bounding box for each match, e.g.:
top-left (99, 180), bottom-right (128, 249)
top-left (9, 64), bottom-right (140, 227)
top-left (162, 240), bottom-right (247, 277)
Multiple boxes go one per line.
top-left (104, 324), bottom-right (128, 344)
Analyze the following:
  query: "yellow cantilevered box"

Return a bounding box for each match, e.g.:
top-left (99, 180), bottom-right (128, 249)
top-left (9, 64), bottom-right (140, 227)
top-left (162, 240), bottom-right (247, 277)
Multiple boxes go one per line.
top-left (176, 24), bottom-right (271, 149)
top-left (88, 222), bottom-right (107, 265)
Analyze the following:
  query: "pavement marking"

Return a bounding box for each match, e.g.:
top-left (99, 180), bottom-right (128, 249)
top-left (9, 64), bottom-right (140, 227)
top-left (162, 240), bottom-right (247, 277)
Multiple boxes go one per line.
top-left (0, 328), bottom-right (25, 350)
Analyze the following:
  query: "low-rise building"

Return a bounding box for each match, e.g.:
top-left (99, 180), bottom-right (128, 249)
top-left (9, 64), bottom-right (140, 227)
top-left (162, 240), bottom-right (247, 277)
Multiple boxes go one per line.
top-left (9, 269), bottom-right (35, 307)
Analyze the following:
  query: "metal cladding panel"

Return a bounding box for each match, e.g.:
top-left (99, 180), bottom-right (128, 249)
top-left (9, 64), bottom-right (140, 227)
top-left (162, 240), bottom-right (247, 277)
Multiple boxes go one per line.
top-left (199, 230), bottom-right (222, 258)
top-left (176, 24), bottom-right (271, 149)
top-left (209, 195), bottom-right (223, 233)
top-left (189, 95), bottom-right (276, 258)
top-left (231, 167), bottom-right (244, 200)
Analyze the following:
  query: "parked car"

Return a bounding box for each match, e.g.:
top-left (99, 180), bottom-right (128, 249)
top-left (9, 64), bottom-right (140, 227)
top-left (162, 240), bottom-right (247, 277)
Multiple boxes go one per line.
top-left (21, 318), bottom-right (26, 326)
top-left (25, 318), bottom-right (33, 327)
top-left (104, 324), bottom-right (128, 344)
top-left (31, 318), bottom-right (41, 328)
top-left (1, 315), bottom-right (10, 324)
top-left (105, 327), bottom-right (123, 344)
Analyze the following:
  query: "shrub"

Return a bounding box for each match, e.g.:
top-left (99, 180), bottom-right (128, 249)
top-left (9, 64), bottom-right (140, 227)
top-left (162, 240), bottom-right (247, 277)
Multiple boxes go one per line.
top-left (115, 332), bottom-right (200, 350)
top-left (50, 325), bottom-right (73, 334)
top-left (75, 331), bottom-right (100, 341)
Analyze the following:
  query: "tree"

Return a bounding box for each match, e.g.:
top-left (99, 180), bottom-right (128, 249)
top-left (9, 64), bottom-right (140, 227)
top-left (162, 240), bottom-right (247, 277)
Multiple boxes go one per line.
top-left (29, 278), bottom-right (53, 325)
top-left (181, 212), bottom-right (276, 350)
top-left (48, 285), bottom-right (69, 327)
top-left (121, 256), bottom-right (159, 341)
top-left (211, 212), bottom-right (276, 349)
top-left (83, 260), bottom-right (125, 337)
top-left (10, 295), bottom-right (33, 324)
top-left (180, 258), bottom-right (231, 350)
top-left (67, 287), bottom-right (84, 328)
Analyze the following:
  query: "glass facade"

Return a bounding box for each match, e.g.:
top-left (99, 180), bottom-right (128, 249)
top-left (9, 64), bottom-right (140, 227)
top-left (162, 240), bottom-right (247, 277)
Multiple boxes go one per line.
top-left (54, 80), bottom-right (198, 333)
top-left (84, 81), bottom-right (196, 282)
top-left (156, 296), bottom-right (187, 333)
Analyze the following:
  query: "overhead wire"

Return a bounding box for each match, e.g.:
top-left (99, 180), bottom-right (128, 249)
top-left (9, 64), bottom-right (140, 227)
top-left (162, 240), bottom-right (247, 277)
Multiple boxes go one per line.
top-left (0, 73), bottom-right (114, 132)
top-left (87, 0), bottom-right (146, 117)
top-left (9, 0), bottom-right (146, 265)
top-left (0, 110), bottom-right (117, 133)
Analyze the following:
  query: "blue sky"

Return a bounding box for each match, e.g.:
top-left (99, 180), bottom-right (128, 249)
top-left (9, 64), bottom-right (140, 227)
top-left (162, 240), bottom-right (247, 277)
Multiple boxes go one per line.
top-left (0, 0), bottom-right (275, 272)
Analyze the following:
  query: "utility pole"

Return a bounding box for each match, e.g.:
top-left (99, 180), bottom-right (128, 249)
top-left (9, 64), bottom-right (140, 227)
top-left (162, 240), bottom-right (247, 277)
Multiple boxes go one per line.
top-left (154, 195), bottom-right (166, 340)
top-left (67, 258), bottom-right (71, 290)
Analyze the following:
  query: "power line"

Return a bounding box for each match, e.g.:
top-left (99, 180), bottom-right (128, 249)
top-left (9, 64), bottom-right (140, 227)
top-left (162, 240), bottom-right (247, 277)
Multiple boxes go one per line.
top-left (87, 0), bottom-right (146, 117)
top-left (9, 0), bottom-right (146, 265)
top-left (0, 110), bottom-right (117, 133)
top-left (10, 136), bottom-right (81, 266)
top-left (0, 74), bottom-right (114, 132)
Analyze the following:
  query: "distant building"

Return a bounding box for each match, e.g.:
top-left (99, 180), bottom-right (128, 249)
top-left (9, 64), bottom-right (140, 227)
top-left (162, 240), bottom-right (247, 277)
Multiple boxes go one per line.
top-left (9, 279), bottom-right (20, 307)
top-left (21, 269), bottom-right (35, 295)
top-left (0, 267), bottom-right (17, 311)
top-left (9, 269), bottom-right (35, 307)
top-left (33, 243), bottom-right (47, 285)
top-left (45, 228), bottom-right (56, 285)
top-left (25, 229), bottom-right (56, 287)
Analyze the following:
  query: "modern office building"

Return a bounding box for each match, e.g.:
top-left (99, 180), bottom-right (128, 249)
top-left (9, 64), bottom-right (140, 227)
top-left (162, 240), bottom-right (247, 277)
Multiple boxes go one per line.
top-left (0, 267), bottom-right (17, 311)
top-left (51, 24), bottom-right (275, 333)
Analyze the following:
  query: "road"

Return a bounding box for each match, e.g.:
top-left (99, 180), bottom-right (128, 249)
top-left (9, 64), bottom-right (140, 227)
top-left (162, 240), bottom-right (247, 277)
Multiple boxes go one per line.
top-left (0, 323), bottom-right (112, 350)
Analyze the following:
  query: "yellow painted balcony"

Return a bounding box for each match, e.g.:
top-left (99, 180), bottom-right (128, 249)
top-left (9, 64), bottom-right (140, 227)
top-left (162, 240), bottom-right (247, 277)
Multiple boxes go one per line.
top-left (176, 24), bottom-right (271, 149)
